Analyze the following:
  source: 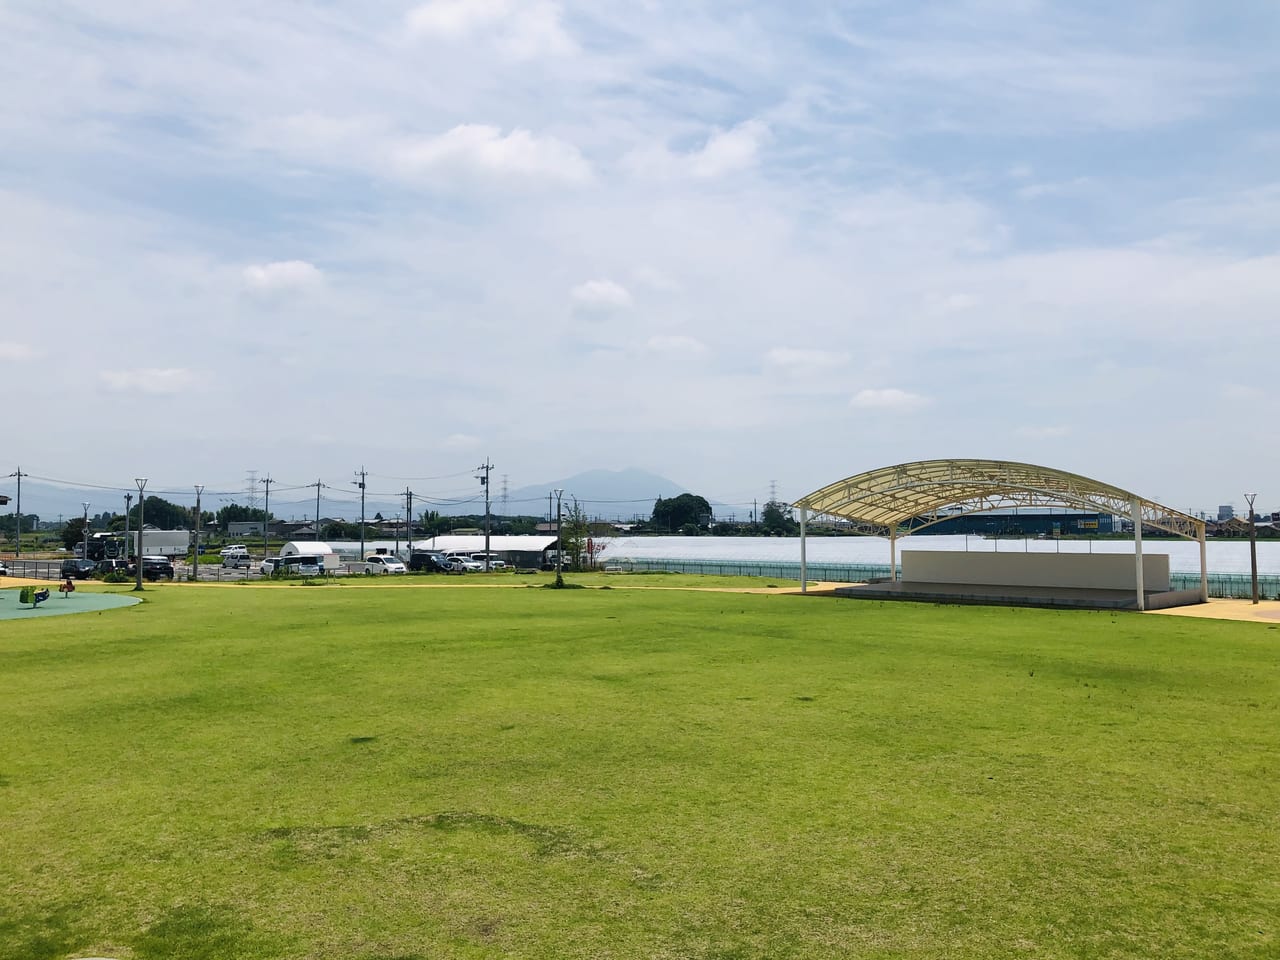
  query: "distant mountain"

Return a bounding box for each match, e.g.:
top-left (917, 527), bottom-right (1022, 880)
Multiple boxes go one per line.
top-left (0, 478), bottom-right (144, 527)
top-left (504, 468), bottom-right (689, 520)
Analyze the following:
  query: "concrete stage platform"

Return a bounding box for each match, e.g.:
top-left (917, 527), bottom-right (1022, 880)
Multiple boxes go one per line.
top-left (832, 580), bottom-right (1204, 611)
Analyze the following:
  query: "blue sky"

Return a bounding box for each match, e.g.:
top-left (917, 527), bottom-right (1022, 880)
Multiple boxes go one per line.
top-left (2, 0), bottom-right (1279, 516)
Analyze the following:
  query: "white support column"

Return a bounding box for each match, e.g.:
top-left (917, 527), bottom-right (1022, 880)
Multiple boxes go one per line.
top-left (1198, 523), bottom-right (1209, 603)
top-left (799, 507), bottom-right (808, 594)
top-left (889, 530), bottom-right (898, 582)
top-left (1131, 497), bottom-right (1145, 611)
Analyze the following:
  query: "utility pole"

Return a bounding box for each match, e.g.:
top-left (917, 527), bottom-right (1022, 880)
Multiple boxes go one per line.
top-left (81, 502), bottom-right (90, 560)
top-left (405, 488), bottom-right (414, 554)
top-left (477, 458), bottom-right (492, 570)
top-left (355, 467), bottom-right (367, 560)
top-left (260, 475), bottom-right (273, 561)
top-left (192, 484), bottom-right (204, 582)
top-left (1245, 492), bottom-right (1259, 604)
top-left (8, 466), bottom-right (25, 557)
top-left (308, 479), bottom-right (323, 543)
top-left (554, 488), bottom-right (564, 587)
top-left (134, 478), bottom-right (147, 590)
top-left (124, 493), bottom-right (132, 559)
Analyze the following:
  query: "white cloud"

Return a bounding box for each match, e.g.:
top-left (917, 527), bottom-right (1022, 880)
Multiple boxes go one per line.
top-left (647, 335), bottom-right (707, 354)
top-left (243, 260), bottom-right (323, 291)
top-left (1016, 177), bottom-right (1094, 200)
top-left (849, 388), bottom-right (930, 411)
top-left (406, 0), bottom-right (508, 38)
top-left (766, 348), bottom-right (849, 370)
top-left (570, 279), bottom-right (632, 310)
top-left (627, 120), bottom-right (770, 180)
top-left (0, 342), bottom-right (37, 360)
top-left (1221, 384), bottom-right (1264, 401)
top-left (100, 368), bottom-right (197, 395)
top-left (442, 433), bottom-right (482, 450)
top-left (406, 0), bottom-right (574, 58)
top-left (393, 125), bottom-right (591, 184)
top-left (689, 120), bottom-right (771, 178)
top-left (1016, 425), bottom-right (1072, 439)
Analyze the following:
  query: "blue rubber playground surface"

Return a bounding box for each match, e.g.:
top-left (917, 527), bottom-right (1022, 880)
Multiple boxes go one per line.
top-left (0, 587), bottom-right (141, 620)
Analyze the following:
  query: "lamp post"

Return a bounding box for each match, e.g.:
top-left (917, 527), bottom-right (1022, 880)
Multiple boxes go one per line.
top-left (81, 502), bottom-right (90, 561)
top-left (554, 488), bottom-right (564, 587)
top-left (193, 484), bottom-right (204, 583)
top-left (134, 478), bottom-right (147, 590)
top-left (1244, 492), bottom-right (1259, 604)
top-left (355, 467), bottom-right (366, 562)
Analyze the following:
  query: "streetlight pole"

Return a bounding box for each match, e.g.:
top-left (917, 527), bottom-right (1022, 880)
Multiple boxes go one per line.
top-left (193, 484), bottom-right (204, 583)
top-left (134, 478), bottom-right (147, 590)
top-left (554, 488), bottom-right (564, 587)
top-left (81, 502), bottom-right (90, 561)
top-left (354, 468), bottom-right (366, 560)
top-left (1244, 492), bottom-right (1259, 604)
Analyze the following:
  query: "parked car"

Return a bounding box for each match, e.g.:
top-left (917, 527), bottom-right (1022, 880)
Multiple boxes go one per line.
top-left (139, 556), bottom-right (175, 580)
top-left (220, 545), bottom-right (251, 569)
top-left (450, 556), bottom-right (484, 572)
top-left (264, 555), bottom-right (324, 577)
top-left (408, 551), bottom-right (456, 574)
top-left (470, 553), bottom-right (507, 570)
top-left (97, 559), bottom-right (131, 577)
top-left (364, 555), bottom-right (407, 575)
top-left (61, 558), bottom-right (97, 580)
top-left (0, 560), bottom-right (8, 576)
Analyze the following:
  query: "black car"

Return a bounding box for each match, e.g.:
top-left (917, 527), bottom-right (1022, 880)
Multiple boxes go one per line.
top-left (139, 556), bottom-right (175, 580)
top-left (409, 551), bottom-right (457, 574)
top-left (61, 558), bottom-right (97, 579)
top-left (97, 559), bottom-right (132, 577)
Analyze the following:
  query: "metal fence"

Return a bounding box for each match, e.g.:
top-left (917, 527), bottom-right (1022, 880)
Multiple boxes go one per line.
top-left (608, 558), bottom-right (1280, 600)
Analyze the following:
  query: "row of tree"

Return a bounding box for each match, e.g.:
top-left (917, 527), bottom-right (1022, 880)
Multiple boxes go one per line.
top-left (637, 494), bottom-right (797, 536)
top-left (35, 491), bottom-right (802, 553)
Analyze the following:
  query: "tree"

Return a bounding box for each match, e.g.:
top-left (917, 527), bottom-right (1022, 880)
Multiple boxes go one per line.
top-left (561, 498), bottom-right (590, 571)
top-left (215, 503), bottom-right (271, 531)
top-left (130, 496), bottom-right (191, 530)
top-left (0, 513), bottom-right (39, 537)
top-left (651, 493), bottom-right (712, 533)
top-left (62, 517), bottom-right (87, 550)
top-left (761, 500), bottom-right (798, 536)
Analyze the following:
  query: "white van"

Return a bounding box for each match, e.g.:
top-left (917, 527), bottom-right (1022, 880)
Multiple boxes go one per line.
top-left (280, 554), bottom-right (324, 577)
top-left (221, 545), bottom-right (251, 569)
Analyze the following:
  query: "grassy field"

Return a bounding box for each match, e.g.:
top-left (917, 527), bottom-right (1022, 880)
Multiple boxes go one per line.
top-left (1, 578), bottom-right (1278, 959)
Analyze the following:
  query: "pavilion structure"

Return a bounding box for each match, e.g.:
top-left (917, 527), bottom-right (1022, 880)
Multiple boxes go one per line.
top-left (793, 459), bottom-right (1207, 610)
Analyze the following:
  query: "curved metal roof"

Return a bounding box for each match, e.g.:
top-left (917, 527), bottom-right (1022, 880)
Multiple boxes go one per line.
top-left (793, 459), bottom-right (1204, 539)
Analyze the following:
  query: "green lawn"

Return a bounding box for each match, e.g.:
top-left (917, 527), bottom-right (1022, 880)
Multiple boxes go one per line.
top-left (2, 580), bottom-right (1278, 959)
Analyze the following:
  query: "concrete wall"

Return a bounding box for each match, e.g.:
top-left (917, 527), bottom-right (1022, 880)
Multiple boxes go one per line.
top-left (901, 550), bottom-right (1170, 592)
